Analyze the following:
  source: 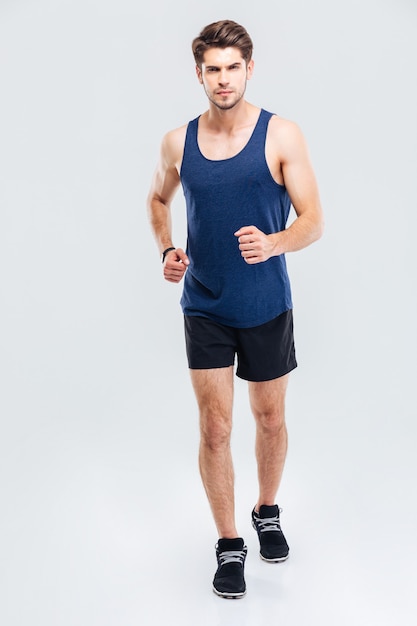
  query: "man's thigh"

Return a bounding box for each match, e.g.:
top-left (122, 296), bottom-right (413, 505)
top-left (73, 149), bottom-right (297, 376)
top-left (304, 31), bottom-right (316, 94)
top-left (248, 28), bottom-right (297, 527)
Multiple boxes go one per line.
top-left (248, 374), bottom-right (290, 418)
top-left (190, 366), bottom-right (234, 421)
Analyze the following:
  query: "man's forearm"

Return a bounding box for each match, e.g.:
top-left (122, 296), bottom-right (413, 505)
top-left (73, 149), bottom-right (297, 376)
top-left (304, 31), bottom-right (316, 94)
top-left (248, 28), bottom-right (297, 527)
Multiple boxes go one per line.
top-left (272, 212), bottom-right (324, 256)
top-left (148, 198), bottom-right (174, 255)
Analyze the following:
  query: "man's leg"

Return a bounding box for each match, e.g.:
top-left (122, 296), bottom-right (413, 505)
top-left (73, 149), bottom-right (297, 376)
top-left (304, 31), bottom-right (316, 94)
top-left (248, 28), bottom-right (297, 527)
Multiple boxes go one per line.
top-left (190, 366), bottom-right (238, 538)
top-left (249, 374), bottom-right (290, 562)
top-left (190, 366), bottom-right (247, 598)
top-left (248, 374), bottom-right (289, 508)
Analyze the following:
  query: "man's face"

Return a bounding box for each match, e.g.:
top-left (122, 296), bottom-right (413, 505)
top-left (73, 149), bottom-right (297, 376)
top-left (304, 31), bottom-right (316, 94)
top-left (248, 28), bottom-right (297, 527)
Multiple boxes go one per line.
top-left (196, 47), bottom-right (254, 111)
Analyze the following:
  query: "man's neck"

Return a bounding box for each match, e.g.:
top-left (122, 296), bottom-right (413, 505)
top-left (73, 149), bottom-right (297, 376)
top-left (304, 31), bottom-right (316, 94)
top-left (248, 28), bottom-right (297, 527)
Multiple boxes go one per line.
top-left (203, 100), bottom-right (258, 133)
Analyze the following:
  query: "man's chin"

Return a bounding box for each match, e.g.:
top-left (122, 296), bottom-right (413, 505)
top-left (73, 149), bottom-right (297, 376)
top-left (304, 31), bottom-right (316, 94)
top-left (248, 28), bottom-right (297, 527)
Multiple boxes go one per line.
top-left (212, 96), bottom-right (242, 111)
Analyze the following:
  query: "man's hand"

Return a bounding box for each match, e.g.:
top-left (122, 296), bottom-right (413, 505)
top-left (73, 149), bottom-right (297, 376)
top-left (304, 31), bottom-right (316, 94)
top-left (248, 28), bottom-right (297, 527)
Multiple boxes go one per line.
top-left (163, 248), bottom-right (190, 283)
top-left (234, 226), bottom-right (281, 264)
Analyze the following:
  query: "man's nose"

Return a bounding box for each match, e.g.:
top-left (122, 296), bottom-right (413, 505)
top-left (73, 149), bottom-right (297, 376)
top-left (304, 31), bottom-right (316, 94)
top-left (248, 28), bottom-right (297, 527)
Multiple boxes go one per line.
top-left (218, 69), bottom-right (229, 85)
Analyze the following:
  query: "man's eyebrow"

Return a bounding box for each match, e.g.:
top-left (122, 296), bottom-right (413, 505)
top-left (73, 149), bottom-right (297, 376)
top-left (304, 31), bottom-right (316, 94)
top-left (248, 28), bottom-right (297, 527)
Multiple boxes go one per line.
top-left (205, 62), bottom-right (243, 69)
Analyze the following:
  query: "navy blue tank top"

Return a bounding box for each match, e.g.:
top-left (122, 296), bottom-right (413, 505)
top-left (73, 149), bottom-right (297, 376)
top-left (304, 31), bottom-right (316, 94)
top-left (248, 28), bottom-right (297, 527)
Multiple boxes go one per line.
top-left (180, 108), bottom-right (293, 328)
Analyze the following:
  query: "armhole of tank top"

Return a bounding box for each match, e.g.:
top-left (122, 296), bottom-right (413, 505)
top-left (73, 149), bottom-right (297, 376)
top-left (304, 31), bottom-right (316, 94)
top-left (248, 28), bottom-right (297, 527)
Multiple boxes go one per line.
top-left (264, 113), bottom-right (287, 190)
top-left (179, 118), bottom-right (197, 178)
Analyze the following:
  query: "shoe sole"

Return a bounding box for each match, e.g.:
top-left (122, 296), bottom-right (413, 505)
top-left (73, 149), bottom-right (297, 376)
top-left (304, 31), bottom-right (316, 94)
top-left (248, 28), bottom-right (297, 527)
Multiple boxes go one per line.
top-left (260, 552), bottom-right (289, 563)
top-left (212, 586), bottom-right (246, 599)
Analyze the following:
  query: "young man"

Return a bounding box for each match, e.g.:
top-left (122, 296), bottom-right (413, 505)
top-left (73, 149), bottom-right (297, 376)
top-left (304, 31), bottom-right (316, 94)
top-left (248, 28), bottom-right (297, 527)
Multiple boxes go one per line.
top-left (147, 20), bottom-right (323, 599)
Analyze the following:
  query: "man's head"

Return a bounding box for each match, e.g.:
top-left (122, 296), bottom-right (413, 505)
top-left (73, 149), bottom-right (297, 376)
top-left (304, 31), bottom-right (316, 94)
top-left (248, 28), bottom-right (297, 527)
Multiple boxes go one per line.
top-left (192, 20), bottom-right (253, 69)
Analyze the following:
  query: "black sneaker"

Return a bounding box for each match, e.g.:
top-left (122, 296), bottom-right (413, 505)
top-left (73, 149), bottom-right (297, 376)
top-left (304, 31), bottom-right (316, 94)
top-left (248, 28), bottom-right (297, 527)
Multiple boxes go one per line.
top-left (251, 504), bottom-right (289, 563)
top-left (212, 537), bottom-right (247, 599)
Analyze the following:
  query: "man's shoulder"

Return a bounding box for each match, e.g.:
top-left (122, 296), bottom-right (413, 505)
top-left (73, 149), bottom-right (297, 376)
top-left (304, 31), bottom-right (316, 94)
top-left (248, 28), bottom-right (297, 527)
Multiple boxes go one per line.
top-left (267, 113), bottom-right (302, 138)
top-left (160, 123), bottom-right (188, 165)
top-left (266, 114), bottom-right (307, 157)
top-left (163, 123), bottom-right (188, 147)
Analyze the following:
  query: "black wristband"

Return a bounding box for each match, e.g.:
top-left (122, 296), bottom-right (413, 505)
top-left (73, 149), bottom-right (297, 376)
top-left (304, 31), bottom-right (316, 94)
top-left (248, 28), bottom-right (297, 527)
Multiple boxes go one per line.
top-left (162, 247), bottom-right (176, 263)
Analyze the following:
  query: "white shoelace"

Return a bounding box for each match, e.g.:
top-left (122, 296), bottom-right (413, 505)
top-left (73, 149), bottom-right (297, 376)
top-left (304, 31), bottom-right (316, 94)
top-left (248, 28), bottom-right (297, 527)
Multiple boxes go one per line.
top-left (217, 549), bottom-right (247, 566)
top-left (255, 514), bottom-right (282, 533)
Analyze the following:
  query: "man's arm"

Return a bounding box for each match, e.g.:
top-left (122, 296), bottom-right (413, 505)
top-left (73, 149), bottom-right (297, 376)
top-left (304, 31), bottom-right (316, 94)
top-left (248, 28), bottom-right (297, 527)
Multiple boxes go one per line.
top-left (147, 127), bottom-right (189, 283)
top-left (235, 119), bottom-right (324, 263)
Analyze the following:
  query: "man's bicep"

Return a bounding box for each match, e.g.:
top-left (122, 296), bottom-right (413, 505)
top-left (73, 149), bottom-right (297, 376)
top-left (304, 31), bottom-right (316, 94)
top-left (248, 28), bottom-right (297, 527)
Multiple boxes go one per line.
top-left (152, 129), bottom-right (184, 204)
top-left (283, 161), bottom-right (321, 218)
top-left (281, 128), bottom-right (321, 218)
top-left (150, 161), bottom-right (180, 206)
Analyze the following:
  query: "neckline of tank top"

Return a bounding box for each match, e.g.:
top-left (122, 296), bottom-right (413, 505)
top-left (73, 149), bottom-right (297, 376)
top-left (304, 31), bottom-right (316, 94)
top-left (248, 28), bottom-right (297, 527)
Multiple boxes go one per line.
top-left (194, 108), bottom-right (268, 163)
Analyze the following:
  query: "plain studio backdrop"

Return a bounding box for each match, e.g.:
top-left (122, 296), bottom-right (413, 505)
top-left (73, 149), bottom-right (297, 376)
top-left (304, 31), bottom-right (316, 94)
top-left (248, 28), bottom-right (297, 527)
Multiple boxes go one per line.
top-left (0, 1), bottom-right (416, 625)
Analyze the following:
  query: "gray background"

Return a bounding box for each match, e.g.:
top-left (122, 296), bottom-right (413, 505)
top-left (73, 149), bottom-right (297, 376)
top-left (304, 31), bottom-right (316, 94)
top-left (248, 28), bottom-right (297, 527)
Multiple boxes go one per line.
top-left (1, 0), bottom-right (416, 624)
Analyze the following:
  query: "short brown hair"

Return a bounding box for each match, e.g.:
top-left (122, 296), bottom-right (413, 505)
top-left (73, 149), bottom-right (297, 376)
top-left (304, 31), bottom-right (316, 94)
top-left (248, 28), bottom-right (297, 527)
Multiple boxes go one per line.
top-left (192, 20), bottom-right (253, 68)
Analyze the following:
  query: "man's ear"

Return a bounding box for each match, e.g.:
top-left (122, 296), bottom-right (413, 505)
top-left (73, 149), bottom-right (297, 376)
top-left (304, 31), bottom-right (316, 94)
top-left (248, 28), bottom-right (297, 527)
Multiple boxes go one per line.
top-left (195, 65), bottom-right (203, 84)
top-left (247, 59), bottom-right (254, 80)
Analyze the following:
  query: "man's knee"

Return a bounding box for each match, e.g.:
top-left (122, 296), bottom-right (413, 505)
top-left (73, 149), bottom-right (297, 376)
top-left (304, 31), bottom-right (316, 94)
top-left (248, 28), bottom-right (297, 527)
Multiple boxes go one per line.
top-left (253, 407), bottom-right (286, 435)
top-left (199, 409), bottom-right (232, 450)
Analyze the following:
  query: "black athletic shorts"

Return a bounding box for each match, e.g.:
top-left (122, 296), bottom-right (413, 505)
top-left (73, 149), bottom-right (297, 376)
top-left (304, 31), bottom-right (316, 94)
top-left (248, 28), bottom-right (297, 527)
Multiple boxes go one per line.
top-left (184, 310), bottom-right (297, 382)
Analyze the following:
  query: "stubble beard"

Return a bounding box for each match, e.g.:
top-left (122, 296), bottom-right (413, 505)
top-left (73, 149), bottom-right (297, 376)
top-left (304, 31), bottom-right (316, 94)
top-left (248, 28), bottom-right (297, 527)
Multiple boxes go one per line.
top-left (205, 83), bottom-right (247, 111)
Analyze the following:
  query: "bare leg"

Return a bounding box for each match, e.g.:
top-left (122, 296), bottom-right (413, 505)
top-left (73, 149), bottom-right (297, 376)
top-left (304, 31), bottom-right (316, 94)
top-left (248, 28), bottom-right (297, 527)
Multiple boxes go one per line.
top-left (190, 366), bottom-right (238, 539)
top-left (248, 374), bottom-right (289, 510)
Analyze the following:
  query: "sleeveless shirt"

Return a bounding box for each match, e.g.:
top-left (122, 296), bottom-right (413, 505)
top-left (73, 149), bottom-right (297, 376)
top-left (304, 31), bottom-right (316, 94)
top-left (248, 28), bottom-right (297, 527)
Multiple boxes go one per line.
top-left (180, 108), bottom-right (293, 328)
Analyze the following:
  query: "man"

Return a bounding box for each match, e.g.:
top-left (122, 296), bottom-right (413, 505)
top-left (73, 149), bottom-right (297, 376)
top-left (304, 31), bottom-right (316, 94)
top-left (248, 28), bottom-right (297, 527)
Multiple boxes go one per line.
top-left (147, 20), bottom-right (323, 599)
